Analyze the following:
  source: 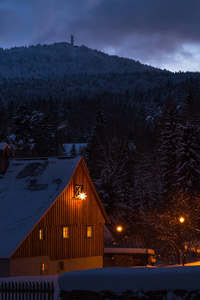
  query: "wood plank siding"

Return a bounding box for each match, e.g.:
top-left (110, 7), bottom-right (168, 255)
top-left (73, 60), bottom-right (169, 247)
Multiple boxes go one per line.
top-left (11, 158), bottom-right (106, 260)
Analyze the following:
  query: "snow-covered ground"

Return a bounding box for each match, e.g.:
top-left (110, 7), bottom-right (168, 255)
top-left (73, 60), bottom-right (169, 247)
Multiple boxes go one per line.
top-left (2, 262), bottom-right (200, 299)
top-left (58, 265), bottom-right (200, 293)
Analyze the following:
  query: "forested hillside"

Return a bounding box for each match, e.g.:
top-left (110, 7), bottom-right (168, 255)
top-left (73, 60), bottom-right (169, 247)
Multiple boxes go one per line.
top-left (0, 43), bottom-right (200, 264)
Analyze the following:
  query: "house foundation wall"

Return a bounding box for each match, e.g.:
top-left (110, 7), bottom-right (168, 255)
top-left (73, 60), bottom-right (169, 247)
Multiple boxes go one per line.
top-left (10, 255), bottom-right (103, 277)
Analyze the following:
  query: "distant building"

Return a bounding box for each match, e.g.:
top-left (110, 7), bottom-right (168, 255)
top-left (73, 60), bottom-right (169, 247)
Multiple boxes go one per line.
top-left (0, 154), bottom-right (109, 277)
top-left (104, 248), bottom-right (156, 267)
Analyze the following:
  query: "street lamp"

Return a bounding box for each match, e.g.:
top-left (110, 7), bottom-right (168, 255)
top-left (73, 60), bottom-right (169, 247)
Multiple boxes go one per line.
top-left (179, 216), bottom-right (186, 266)
top-left (179, 217), bottom-right (185, 223)
top-left (116, 226), bottom-right (123, 232)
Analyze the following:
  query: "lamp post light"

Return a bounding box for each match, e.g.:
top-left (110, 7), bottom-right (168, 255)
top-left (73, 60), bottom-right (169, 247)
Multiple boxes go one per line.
top-left (116, 226), bottom-right (123, 233)
top-left (178, 216), bottom-right (200, 266)
top-left (179, 216), bottom-right (186, 266)
top-left (116, 226), bottom-right (124, 247)
top-left (179, 217), bottom-right (185, 224)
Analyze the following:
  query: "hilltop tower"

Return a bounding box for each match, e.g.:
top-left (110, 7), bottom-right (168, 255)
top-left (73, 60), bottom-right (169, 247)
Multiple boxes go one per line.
top-left (71, 35), bottom-right (74, 46)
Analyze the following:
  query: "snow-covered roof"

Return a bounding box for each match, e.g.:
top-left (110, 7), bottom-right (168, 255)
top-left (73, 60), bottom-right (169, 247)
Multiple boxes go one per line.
top-left (0, 142), bottom-right (9, 150)
top-left (0, 156), bottom-right (80, 258)
top-left (104, 248), bottom-right (155, 255)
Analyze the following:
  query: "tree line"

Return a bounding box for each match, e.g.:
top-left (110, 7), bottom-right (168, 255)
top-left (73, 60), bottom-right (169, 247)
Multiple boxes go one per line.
top-left (83, 90), bottom-right (200, 265)
top-left (0, 86), bottom-right (200, 264)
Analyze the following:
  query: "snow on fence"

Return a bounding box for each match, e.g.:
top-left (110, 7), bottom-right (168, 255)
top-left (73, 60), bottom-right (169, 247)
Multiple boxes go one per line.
top-left (0, 281), bottom-right (54, 300)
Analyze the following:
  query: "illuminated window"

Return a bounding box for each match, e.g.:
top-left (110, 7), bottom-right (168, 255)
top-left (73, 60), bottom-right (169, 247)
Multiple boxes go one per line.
top-left (39, 229), bottom-right (45, 240)
top-left (42, 263), bottom-right (47, 272)
top-left (86, 225), bottom-right (93, 238)
top-left (63, 226), bottom-right (70, 239)
top-left (74, 184), bottom-right (83, 199)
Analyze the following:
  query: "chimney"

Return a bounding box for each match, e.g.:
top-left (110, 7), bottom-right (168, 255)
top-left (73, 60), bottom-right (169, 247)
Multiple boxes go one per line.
top-left (0, 142), bottom-right (10, 177)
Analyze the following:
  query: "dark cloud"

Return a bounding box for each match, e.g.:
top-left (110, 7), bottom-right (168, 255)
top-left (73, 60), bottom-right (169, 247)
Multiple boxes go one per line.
top-left (0, 0), bottom-right (200, 71)
top-left (75, 0), bottom-right (200, 50)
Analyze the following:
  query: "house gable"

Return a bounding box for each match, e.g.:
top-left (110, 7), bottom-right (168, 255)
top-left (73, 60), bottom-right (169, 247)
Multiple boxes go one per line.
top-left (0, 157), bottom-right (80, 258)
top-left (11, 157), bottom-right (109, 260)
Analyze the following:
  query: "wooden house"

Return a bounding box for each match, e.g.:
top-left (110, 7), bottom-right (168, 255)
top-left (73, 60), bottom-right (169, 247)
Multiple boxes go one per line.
top-left (0, 156), bottom-right (109, 277)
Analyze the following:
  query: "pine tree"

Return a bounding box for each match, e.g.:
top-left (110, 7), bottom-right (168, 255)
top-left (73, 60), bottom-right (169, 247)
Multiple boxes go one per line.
top-left (70, 143), bottom-right (77, 157)
top-left (134, 149), bottom-right (162, 210)
top-left (83, 106), bottom-right (106, 177)
top-left (175, 92), bottom-right (200, 197)
top-left (95, 135), bottom-right (136, 230)
top-left (176, 123), bottom-right (200, 196)
top-left (31, 111), bottom-right (57, 157)
top-left (13, 103), bottom-right (31, 157)
top-left (159, 98), bottom-right (180, 205)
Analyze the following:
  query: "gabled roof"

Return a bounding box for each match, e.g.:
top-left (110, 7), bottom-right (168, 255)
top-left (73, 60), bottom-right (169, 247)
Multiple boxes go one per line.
top-left (0, 156), bottom-right (80, 258)
top-left (0, 142), bottom-right (10, 150)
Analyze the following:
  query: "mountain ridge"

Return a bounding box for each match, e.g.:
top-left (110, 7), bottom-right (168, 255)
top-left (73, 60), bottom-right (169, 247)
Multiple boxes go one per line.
top-left (0, 42), bottom-right (164, 79)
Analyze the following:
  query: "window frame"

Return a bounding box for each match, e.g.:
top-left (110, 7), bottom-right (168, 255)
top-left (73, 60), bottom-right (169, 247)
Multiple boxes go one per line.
top-left (63, 226), bottom-right (70, 239)
top-left (74, 184), bottom-right (84, 199)
top-left (86, 225), bottom-right (93, 238)
top-left (42, 263), bottom-right (47, 272)
top-left (39, 228), bottom-right (45, 240)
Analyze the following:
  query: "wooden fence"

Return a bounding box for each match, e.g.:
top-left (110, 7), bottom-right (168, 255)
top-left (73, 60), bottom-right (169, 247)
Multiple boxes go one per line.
top-left (0, 281), bottom-right (54, 300)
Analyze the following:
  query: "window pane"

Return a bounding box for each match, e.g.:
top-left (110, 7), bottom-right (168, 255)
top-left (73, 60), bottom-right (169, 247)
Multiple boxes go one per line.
top-left (63, 226), bottom-right (70, 238)
top-left (75, 184), bottom-right (83, 199)
top-left (39, 229), bottom-right (45, 240)
top-left (42, 263), bottom-right (47, 272)
top-left (87, 226), bottom-right (93, 238)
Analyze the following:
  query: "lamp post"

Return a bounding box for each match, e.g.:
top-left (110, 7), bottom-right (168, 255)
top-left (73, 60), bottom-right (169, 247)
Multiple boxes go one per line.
top-left (116, 225), bottom-right (124, 247)
top-left (179, 217), bottom-right (185, 224)
top-left (179, 216), bottom-right (186, 266)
